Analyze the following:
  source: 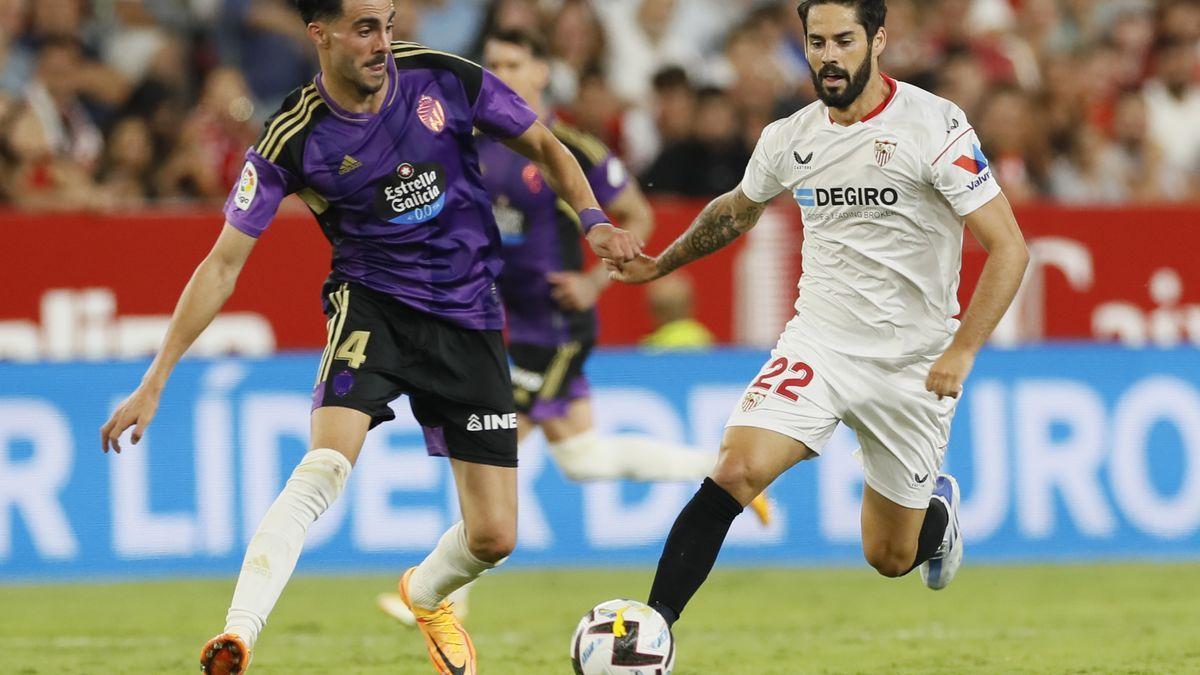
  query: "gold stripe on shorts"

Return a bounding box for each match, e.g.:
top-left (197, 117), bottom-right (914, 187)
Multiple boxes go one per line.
top-left (316, 284), bottom-right (350, 384)
top-left (538, 341), bottom-right (581, 400)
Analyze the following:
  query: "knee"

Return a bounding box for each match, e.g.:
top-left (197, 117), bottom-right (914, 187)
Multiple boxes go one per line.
top-left (863, 541), bottom-right (916, 578)
top-left (710, 450), bottom-right (765, 505)
top-left (465, 525), bottom-right (516, 564)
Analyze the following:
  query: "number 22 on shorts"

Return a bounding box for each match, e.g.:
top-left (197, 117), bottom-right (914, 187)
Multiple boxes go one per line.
top-left (751, 356), bottom-right (814, 401)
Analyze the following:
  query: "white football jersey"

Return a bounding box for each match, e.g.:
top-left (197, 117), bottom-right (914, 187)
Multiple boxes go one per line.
top-left (741, 76), bottom-right (1002, 358)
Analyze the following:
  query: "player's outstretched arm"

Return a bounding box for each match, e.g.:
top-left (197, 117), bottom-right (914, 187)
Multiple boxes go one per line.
top-left (926, 193), bottom-right (1029, 399)
top-left (504, 122), bottom-right (641, 262)
top-left (100, 224), bottom-right (257, 453)
top-left (608, 186), bottom-right (767, 285)
top-left (549, 182), bottom-right (657, 311)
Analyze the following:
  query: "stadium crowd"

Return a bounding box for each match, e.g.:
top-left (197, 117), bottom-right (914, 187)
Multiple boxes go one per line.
top-left (0, 0), bottom-right (1197, 210)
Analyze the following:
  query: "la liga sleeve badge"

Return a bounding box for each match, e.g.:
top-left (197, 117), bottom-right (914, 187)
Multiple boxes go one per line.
top-left (234, 161), bottom-right (258, 210)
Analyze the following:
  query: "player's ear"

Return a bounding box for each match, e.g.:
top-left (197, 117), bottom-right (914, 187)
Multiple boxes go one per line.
top-left (307, 21), bottom-right (328, 48)
top-left (536, 59), bottom-right (550, 90)
top-left (873, 26), bottom-right (887, 55)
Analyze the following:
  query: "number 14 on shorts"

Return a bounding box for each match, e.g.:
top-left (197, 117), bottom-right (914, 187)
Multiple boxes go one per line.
top-left (751, 355), bottom-right (814, 402)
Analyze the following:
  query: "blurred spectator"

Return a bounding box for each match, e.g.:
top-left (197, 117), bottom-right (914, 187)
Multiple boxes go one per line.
top-left (416, 0), bottom-right (485, 55)
top-left (1103, 1), bottom-right (1157, 90)
top-left (0, 0), bottom-right (1196, 210)
top-left (879, 0), bottom-right (939, 85)
top-left (1049, 125), bottom-right (1130, 204)
top-left (597, 0), bottom-right (702, 103)
top-left (27, 0), bottom-right (87, 43)
top-left (623, 65), bottom-right (693, 174)
top-left (1158, 0), bottom-right (1200, 43)
top-left (0, 0), bottom-right (32, 94)
top-left (1144, 36), bottom-right (1200, 177)
top-left (643, 86), bottom-right (750, 197)
top-left (976, 86), bottom-right (1048, 204)
top-left (24, 39), bottom-right (106, 171)
top-left (545, 0), bottom-right (606, 107)
top-left (561, 66), bottom-right (625, 158)
top-left (393, 0), bottom-right (423, 42)
top-left (933, 49), bottom-right (990, 121)
top-left (157, 67), bottom-right (257, 200)
top-left (90, 0), bottom-right (193, 85)
top-left (218, 0), bottom-right (314, 113)
top-left (1109, 88), bottom-right (1187, 202)
top-left (96, 116), bottom-right (155, 205)
top-left (722, 17), bottom-right (793, 150)
top-left (641, 274), bottom-right (715, 350)
top-left (123, 39), bottom-right (194, 175)
top-left (0, 96), bottom-right (108, 210)
top-left (467, 0), bottom-right (539, 61)
top-left (1016, 0), bottom-right (1076, 60)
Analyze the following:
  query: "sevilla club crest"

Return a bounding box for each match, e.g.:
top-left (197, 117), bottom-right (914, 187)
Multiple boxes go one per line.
top-left (874, 139), bottom-right (898, 167)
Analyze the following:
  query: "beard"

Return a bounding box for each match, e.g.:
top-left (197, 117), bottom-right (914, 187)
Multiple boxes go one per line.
top-left (811, 43), bottom-right (874, 110)
top-left (344, 54), bottom-right (387, 97)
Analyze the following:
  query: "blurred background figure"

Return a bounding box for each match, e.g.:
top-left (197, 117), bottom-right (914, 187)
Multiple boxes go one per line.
top-left (641, 273), bottom-right (715, 350)
top-left (0, 0), bottom-right (1193, 212)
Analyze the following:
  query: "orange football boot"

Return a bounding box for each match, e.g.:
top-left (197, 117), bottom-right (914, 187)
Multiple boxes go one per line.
top-left (398, 567), bottom-right (476, 675)
top-left (199, 633), bottom-right (252, 674)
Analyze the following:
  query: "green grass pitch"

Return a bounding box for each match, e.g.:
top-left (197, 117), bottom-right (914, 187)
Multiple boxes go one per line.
top-left (2, 563), bottom-right (1198, 673)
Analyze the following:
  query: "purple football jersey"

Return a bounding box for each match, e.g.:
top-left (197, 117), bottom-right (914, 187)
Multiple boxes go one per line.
top-left (477, 119), bottom-right (629, 346)
top-left (222, 42), bottom-right (538, 330)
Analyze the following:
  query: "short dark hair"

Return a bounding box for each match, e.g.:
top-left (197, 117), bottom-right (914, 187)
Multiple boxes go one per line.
top-left (796, 0), bottom-right (886, 40)
top-left (485, 28), bottom-right (548, 60)
top-left (651, 65), bottom-right (691, 93)
top-left (294, 0), bottom-right (342, 24)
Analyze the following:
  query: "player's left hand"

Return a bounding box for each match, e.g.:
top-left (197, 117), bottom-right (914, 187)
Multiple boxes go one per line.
top-left (547, 271), bottom-right (603, 311)
top-left (926, 346), bottom-right (975, 400)
top-left (586, 223), bottom-right (642, 263)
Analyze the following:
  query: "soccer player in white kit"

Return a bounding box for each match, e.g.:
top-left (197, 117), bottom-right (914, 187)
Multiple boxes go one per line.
top-left (609, 0), bottom-right (1029, 629)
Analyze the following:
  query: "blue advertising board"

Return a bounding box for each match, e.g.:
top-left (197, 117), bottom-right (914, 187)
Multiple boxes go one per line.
top-left (2, 346), bottom-right (1199, 581)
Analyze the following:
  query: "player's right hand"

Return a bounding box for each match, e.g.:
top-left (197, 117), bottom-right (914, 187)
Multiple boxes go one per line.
top-left (101, 385), bottom-right (161, 454)
top-left (605, 254), bottom-right (660, 284)
top-left (586, 223), bottom-right (642, 262)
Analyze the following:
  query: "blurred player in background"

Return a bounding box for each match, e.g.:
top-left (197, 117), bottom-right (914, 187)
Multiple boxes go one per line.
top-left (378, 26), bottom-right (768, 627)
top-left (641, 273), bottom-right (716, 349)
top-left (99, 1), bottom-right (642, 673)
top-left (610, 0), bottom-right (1029, 631)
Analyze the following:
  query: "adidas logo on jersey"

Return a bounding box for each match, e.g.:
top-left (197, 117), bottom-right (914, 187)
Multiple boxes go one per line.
top-left (466, 412), bottom-right (517, 432)
top-left (338, 155), bottom-right (363, 175)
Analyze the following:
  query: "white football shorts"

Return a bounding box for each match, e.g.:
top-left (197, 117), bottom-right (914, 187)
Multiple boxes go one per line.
top-left (725, 325), bottom-right (958, 508)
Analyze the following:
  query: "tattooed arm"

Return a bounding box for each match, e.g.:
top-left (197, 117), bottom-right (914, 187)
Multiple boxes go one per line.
top-left (607, 187), bottom-right (768, 284)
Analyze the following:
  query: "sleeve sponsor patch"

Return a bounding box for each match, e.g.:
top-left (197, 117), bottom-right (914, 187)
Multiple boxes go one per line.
top-left (235, 162), bottom-right (258, 211)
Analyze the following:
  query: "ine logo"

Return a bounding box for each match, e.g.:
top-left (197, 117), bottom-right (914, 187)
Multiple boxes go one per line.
top-left (794, 150), bottom-right (814, 165)
top-left (467, 412), bottom-right (518, 432)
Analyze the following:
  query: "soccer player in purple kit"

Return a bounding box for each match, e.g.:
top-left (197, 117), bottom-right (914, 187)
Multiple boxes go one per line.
top-left (377, 27), bottom-right (770, 628)
top-left (98, 1), bottom-right (640, 673)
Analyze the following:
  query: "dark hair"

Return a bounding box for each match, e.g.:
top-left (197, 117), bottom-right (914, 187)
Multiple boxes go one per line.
top-left (695, 86), bottom-right (728, 105)
top-left (294, 0), bottom-right (342, 24)
top-left (796, 0), bottom-right (886, 40)
top-left (651, 66), bottom-right (691, 93)
top-left (485, 28), bottom-right (548, 60)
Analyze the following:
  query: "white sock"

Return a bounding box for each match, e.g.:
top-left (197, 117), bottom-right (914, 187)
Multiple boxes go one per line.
top-left (223, 448), bottom-right (351, 648)
top-left (408, 521), bottom-right (499, 611)
top-left (548, 431), bottom-right (716, 482)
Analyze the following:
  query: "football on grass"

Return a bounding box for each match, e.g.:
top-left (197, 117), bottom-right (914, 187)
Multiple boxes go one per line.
top-left (570, 599), bottom-right (675, 674)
